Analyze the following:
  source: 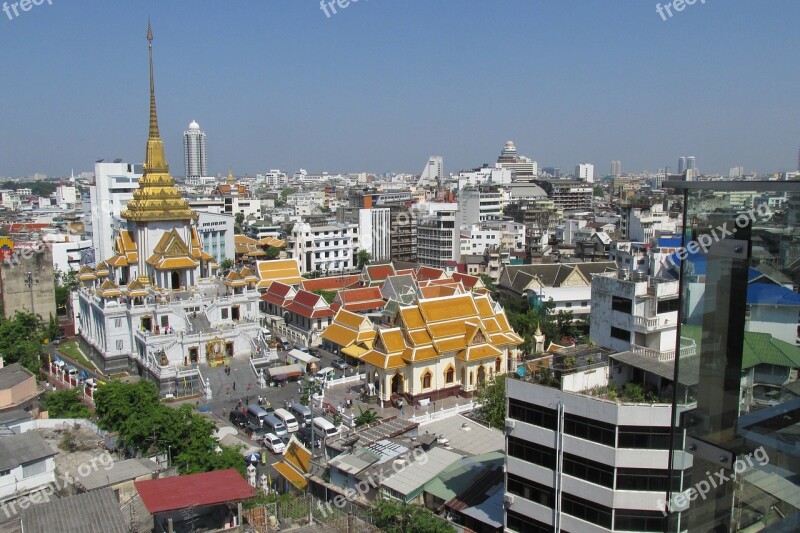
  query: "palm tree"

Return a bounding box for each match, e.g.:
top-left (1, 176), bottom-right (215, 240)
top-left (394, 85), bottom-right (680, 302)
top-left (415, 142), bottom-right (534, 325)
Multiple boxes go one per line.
top-left (354, 406), bottom-right (379, 427)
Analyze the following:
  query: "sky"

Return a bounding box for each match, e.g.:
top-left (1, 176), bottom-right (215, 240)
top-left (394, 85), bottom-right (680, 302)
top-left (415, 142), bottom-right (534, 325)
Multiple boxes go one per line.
top-left (0, 0), bottom-right (798, 178)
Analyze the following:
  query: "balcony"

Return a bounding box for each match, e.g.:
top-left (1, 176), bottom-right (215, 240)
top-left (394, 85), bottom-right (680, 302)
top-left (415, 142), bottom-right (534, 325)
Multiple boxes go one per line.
top-left (631, 337), bottom-right (697, 362)
top-left (632, 314), bottom-right (675, 332)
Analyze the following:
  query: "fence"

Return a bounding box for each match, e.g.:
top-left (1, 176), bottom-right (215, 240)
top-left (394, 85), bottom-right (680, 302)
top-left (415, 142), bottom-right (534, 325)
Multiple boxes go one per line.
top-left (16, 418), bottom-right (107, 437)
top-left (408, 401), bottom-right (481, 424)
top-left (326, 373), bottom-right (366, 388)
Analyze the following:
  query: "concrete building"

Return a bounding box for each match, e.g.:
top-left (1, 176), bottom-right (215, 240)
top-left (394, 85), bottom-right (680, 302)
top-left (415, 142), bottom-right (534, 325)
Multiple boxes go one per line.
top-left (183, 120), bottom-right (207, 179)
top-left (575, 163), bottom-right (595, 183)
top-left (287, 220), bottom-right (359, 275)
top-left (89, 162), bottom-right (142, 264)
top-left (337, 207), bottom-right (391, 263)
top-left (0, 243), bottom-right (57, 320)
top-left (0, 362), bottom-right (39, 417)
top-left (458, 188), bottom-right (503, 227)
top-left (496, 141), bottom-right (538, 180)
top-left (611, 160), bottom-right (621, 177)
top-left (627, 204), bottom-right (678, 242)
top-left (418, 156), bottom-right (444, 187)
top-left (416, 203), bottom-right (460, 268)
top-left (196, 211), bottom-right (235, 265)
top-left (532, 180), bottom-right (593, 211)
top-left (45, 234), bottom-right (95, 273)
top-left (0, 432), bottom-right (57, 506)
top-left (55, 185), bottom-right (78, 208)
top-left (456, 166), bottom-right (512, 190)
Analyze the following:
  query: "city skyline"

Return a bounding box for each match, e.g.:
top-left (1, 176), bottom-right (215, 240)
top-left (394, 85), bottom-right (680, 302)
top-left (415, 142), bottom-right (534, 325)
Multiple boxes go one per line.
top-left (1, 1), bottom-right (798, 177)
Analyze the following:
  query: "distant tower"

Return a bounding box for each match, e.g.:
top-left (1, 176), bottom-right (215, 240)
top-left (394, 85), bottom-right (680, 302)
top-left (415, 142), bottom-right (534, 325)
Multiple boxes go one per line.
top-left (797, 144), bottom-right (800, 171)
top-left (678, 157), bottom-right (686, 175)
top-left (686, 156), bottom-right (696, 174)
top-left (183, 120), bottom-right (207, 179)
top-left (611, 160), bottom-right (621, 177)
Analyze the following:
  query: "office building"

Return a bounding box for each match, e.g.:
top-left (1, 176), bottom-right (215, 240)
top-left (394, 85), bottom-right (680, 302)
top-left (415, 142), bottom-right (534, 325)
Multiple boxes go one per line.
top-left (288, 220), bottom-right (359, 275)
top-left (337, 207), bottom-right (391, 263)
top-left (678, 157), bottom-right (686, 175)
top-left (458, 188), bottom-right (503, 227)
top-left (531, 180), bottom-right (593, 211)
top-left (575, 163), bottom-right (595, 183)
top-left (418, 156), bottom-right (444, 187)
top-left (497, 141), bottom-right (538, 180)
top-left (416, 203), bottom-right (460, 269)
top-left (729, 166), bottom-right (745, 179)
top-left (611, 160), bottom-right (621, 177)
top-left (541, 167), bottom-right (561, 178)
top-left (89, 162), bottom-right (142, 264)
top-left (686, 156), bottom-right (696, 174)
top-left (183, 120), bottom-right (207, 179)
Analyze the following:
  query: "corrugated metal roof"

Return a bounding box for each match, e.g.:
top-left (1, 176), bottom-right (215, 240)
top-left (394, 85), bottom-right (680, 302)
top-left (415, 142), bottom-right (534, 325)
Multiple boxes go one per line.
top-left (0, 432), bottom-right (56, 472)
top-left (20, 488), bottom-right (127, 533)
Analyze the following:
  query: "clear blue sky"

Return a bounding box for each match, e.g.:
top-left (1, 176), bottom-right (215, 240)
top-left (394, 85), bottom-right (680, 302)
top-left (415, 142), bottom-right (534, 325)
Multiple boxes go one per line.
top-left (0, 0), bottom-right (798, 178)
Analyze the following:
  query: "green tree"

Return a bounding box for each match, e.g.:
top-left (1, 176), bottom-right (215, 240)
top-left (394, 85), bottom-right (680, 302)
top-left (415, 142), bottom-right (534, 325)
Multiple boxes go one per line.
top-left (312, 289), bottom-right (336, 304)
top-left (593, 185), bottom-right (604, 197)
top-left (235, 212), bottom-right (244, 227)
top-left (370, 498), bottom-right (455, 533)
top-left (218, 258), bottom-right (234, 275)
top-left (0, 312), bottom-right (45, 373)
top-left (477, 274), bottom-right (496, 295)
top-left (475, 374), bottom-right (507, 430)
top-left (354, 406), bottom-right (379, 427)
top-left (356, 249), bottom-right (372, 270)
top-left (556, 310), bottom-right (578, 340)
top-left (41, 388), bottom-right (90, 418)
top-left (264, 246), bottom-right (280, 260)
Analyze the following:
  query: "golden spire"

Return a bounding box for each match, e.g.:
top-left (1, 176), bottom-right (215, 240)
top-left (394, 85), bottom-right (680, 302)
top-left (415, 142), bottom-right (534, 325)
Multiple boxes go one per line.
top-left (227, 166), bottom-right (235, 184)
top-left (122, 21), bottom-right (197, 223)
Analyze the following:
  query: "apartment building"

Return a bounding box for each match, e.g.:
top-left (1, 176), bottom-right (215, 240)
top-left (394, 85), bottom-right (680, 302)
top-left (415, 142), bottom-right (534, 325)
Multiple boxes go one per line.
top-left (287, 220), bottom-right (359, 275)
top-left (416, 203), bottom-right (459, 269)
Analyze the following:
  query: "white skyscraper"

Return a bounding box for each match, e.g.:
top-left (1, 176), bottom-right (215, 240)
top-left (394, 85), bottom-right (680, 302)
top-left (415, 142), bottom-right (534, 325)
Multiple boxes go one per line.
top-left (611, 160), bottom-right (621, 177)
top-left (183, 120), bottom-right (207, 179)
top-left (575, 163), bottom-right (594, 183)
top-left (417, 156), bottom-right (444, 187)
top-left (89, 162), bottom-right (142, 263)
top-left (686, 156), bottom-right (696, 174)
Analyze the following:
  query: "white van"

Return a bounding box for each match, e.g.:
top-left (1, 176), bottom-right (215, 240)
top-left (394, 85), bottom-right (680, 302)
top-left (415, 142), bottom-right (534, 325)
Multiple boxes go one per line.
top-left (312, 417), bottom-right (340, 440)
top-left (274, 408), bottom-right (299, 433)
top-left (263, 433), bottom-right (285, 454)
top-left (315, 367), bottom-right (335, 382)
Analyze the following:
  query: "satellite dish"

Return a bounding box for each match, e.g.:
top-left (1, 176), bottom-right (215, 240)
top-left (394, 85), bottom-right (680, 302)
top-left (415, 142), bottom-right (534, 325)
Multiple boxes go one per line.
top-left (113, 158), bottom-right (122, 163)
top-left (95, 159), bottom-right (104, 163)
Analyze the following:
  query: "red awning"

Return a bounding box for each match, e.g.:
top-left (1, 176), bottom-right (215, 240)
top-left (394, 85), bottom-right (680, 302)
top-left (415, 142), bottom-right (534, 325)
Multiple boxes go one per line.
top-left (135, 469), bottom-right (255, 514)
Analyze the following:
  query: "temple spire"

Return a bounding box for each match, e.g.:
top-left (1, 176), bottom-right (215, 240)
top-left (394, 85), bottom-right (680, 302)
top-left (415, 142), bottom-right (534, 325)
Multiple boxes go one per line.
top-left (147, 19), bottom-right (160, 140)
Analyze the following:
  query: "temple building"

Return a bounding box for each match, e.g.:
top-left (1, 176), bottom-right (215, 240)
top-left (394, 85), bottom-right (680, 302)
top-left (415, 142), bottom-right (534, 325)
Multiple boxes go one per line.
top-left (322, 292), bottom-right (522, 404)
top-left (76, 24), bottom-right (262, 394)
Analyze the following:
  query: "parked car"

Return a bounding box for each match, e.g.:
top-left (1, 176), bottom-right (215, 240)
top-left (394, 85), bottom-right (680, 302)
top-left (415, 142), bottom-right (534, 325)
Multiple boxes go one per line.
top-left (229, 410), bottom-right (249, 428)
top-left (263, 433), bottom-right (286, 454)
top-left (331, 358), bottom-right (348, 370)
top-left (52, 336), bottom-right (66, 345)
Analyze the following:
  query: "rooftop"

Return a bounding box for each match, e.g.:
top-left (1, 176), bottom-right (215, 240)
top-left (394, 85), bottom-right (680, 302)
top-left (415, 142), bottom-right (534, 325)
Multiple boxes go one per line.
top-left (135, 469), bottom-right (255, 513)
top-left (417, 415), bottom-right (503, 456)
top-left (0, 431), bottom-right (56, 471)
top-left (380, 446), bottom-right (462, 498)
top-left (0, 363), bottom-right (35, 390)
top-left (20, 488), bottom-right (127, 533)
top-left (76, 458), bottom-right (163, 491)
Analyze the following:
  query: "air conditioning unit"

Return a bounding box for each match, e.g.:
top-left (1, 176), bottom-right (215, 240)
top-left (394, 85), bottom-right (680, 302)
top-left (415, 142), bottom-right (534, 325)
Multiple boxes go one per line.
top-left (503, 494), bottom-right (515, 506)
top-left (505, 419), bottom-right (516, 430)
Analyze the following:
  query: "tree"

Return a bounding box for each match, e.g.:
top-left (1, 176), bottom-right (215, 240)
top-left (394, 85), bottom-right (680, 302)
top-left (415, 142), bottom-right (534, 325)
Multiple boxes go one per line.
top-left (234, 212), bottom-right (244, 227)
top-left (555, 310), bottom-right (578, 341)
top-left (41, 388), bottom-right (90, 418)
top-left (312, 289), bottom-right (336, 304)
top-left (0, 311), bottom-right (45, 373)
top-left (218, 258), bottom-right (234, 275)
top-left (356, 249), bottom-right (371, 270)
top-left (264, 246), bottom-right (280, 260)
top-left (476, 374), bottom-right (506, 430)
top-left (370, 498), bottom-right (455, 533)
top-left (354, 406), bottom-right (379, 427)
top-left (477, 274), bottom-right (496, 295)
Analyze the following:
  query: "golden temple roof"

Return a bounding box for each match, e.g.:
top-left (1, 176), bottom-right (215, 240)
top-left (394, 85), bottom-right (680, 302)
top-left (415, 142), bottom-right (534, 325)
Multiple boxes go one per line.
top-left (121, 22), bottom-right (197, 223)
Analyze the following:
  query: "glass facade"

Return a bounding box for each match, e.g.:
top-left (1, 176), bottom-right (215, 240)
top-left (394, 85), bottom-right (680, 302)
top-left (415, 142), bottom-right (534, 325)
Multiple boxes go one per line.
top-left (666, 180), bottom-right (800, 532)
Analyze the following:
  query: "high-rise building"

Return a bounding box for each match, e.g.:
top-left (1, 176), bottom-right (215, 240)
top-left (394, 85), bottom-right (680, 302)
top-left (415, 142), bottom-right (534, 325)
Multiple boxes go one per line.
top-left (797, 144), bottom-right (799, 171)
top-left (417, 156), bottom-right (444, 187)
top-left (458, 188), bottom-right (503, 227)
top-left (575, 163), bottom-right (594, 183)
top-left (729, 166), bottom-right (744, 178)
top-left (678, 157), bottom-right (686, 175)
top-left (686, 156), bottom-right (696, 174)
top-left (611, 160), bottom-right (621, 177)
top-left (416, 203), bottom-right (459, 268)
top-left (497, 141), bottom-right (538, 180)
top-left (89, 162), bottom-right (142, 263)
top-left (183, 120), bottom-right (207, 179)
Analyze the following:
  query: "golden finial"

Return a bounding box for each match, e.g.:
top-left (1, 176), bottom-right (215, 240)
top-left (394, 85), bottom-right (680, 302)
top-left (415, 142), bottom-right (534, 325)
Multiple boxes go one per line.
top-left (227, 165), bottom-right (235, 184)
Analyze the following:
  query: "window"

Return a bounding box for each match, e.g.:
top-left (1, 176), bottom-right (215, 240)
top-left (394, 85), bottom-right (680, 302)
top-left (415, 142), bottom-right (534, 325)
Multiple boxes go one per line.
top-left (616, 468), bottom-right (671, 492)
top-left (114, 318), bottom-right (122, 328)
top-left (508, 399), bottom-right (558, 430)
top-left (618, 426), bottom-right (672, 449)
top-left (612, 296), bottom-right (633, 314)
top-left (610, 326), bottom-right (630, 342)
top-left (508, 436), bottom-right (556, 468)
top-left (561, 493), bottom-right (612, 529)
top-left (506, 511), bottom-right (555, 533)
top-left (116, 340), bottom-right (123, 351)
top-left (507, 474), bottom-right (554, 508)
top-left (422, 371), bottom-right (431, 389)
top-left (222, 308), bottom-right (229, 319)
top-left (563, 413), bottom-right (616, 446)
top-left (657, 298), bottom-right (680, 314)
top-left (563, 452), bottom-right (614, 487)
top-left (614, 510), bottom-right (668, 532)
top-left (445, 367), bottom-right (454, 384)
top-left (22, 461), bottom-right (47, 479)
top-left (495, 357), bottom-right (502, 372)
top-left (161, 316), bottom-right (168, 327)
top-left (0, 469), bottom-right (10, 477)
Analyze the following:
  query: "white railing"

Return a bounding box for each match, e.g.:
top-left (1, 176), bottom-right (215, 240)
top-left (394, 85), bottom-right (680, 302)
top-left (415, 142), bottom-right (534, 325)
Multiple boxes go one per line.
top-left (631, 338), bottom-right (697, 362)
top-left (632, 315), bottom-right (674, 330)
top-left (16, 418), bottom-right (106, 437)
top-left (326, 373), bottom-right (366, 388)
top-left (409, 401), bottom-right (481, 424)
